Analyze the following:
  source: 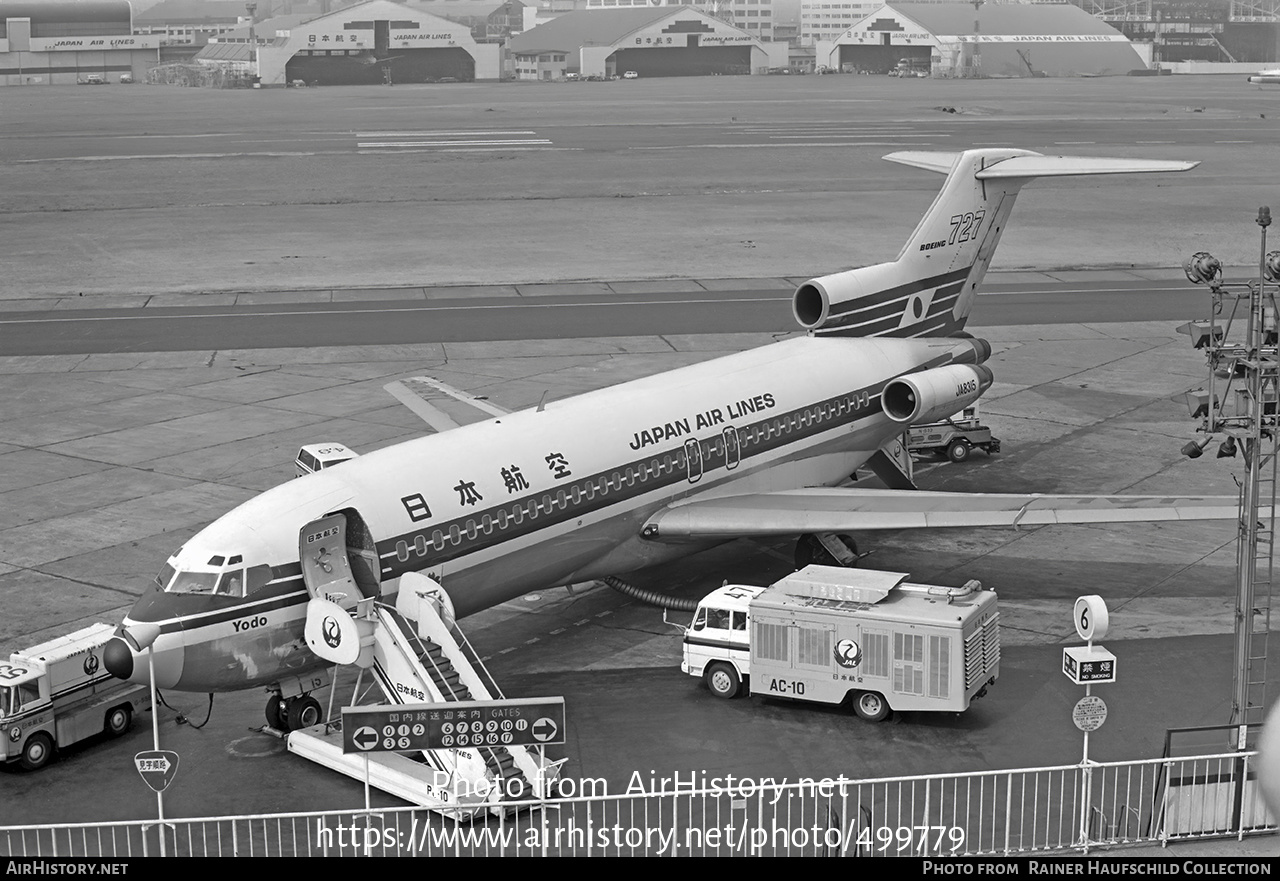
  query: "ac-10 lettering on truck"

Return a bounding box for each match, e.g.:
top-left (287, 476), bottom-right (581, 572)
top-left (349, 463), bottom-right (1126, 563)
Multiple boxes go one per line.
top-left (681, 566), bottom-right (1000, 721)
top-left (0, 624), bottom-right (150, 770)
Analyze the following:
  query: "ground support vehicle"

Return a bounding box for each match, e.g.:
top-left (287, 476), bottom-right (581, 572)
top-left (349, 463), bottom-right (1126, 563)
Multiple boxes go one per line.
top-left (0, 624), bottom-right (150, 770)
top-left (681, 566), bottom-right (1000, 721)
top-left (906, 406), bottom-right (1000, 462)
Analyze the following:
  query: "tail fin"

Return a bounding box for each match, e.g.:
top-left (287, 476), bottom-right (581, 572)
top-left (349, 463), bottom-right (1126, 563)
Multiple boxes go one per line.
top-left (792, 148), bottom-right (1198, 338)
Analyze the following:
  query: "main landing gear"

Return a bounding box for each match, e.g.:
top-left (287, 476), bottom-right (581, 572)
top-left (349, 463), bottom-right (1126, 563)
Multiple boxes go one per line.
top-left (794, 533), bottom-right (861, 569)
top-left (266, 692), bottom-right (322, 732)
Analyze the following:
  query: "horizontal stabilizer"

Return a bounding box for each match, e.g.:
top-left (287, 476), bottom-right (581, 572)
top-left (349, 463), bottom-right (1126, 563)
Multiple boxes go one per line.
top-left (642, 488), bottom-right (1246, 540)
top-left (882, 151), bottom-right (959, 174)
top-left (975, 156), bottom-right (1200, 179)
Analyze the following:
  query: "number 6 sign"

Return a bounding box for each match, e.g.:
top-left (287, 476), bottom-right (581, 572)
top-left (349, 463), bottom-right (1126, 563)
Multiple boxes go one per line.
top-left (1074, 595), bottom-right (1110, 642)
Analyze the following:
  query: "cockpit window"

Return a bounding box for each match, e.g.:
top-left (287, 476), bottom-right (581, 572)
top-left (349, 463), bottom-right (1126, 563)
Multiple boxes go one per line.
top-left (166, 571), bottom-right (220, 594)
top-left (214, 570), bottom-right (244, 597)
top-left (245, 565), bottom-right (274, 595)
top-left (154, 563), bottom-right (176, 591)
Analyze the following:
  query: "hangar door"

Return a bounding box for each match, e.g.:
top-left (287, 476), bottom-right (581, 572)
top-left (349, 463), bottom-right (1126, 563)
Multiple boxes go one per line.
top-left (611, 45), bottom-right (751, 77)
top-left (838, 41), bottom-right (931, 74)
top-left (286, 47), bottom-right (475, 85)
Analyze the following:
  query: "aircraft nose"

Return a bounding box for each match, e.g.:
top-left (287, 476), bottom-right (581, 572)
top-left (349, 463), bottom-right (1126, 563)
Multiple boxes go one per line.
top-left (103, 636), bottom-right (134, 680)
top-left (104, 594), bottom-right (185, 688)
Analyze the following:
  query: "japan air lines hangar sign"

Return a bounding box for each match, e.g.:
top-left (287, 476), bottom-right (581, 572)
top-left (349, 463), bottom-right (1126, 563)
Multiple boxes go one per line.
top-left (627, 16), bottom-right (761, 49)
top-left (29, 35), bottom-right (160, 51)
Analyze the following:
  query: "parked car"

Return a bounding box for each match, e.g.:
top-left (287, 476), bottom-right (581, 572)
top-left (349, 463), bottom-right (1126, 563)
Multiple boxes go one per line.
top-left (622, 70), bottom-right (639, 79)
top-left (82, 73), bottom-right (106, 85)
top-left (118, 73), bottom-right (133, 84)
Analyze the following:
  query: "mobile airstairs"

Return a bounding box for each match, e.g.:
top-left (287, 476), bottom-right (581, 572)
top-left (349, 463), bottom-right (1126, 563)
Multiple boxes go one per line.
top-left (286, 572), bottom-right (564, 820)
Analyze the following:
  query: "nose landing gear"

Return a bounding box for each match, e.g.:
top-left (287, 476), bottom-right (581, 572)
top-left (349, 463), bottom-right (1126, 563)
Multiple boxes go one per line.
top-left (265, 692), bottom-right (323, 732)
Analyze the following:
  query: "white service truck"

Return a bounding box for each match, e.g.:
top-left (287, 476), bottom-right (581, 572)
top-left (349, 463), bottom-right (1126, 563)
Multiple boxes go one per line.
top-left (681, 566), bottom-right (1000, 721)
top-left (0, 624), bottom-right (150, 770)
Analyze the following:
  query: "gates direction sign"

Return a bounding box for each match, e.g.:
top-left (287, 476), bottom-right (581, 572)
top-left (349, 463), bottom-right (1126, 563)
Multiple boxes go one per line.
top-left (134, 749), bottom-right (180, 792)
top-left (341, 697), bottom-right (565, 754)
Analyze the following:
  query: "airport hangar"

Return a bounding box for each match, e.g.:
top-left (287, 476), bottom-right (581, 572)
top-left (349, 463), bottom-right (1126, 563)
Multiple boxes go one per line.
top-left (507, 7), bottom-right (786, 79)
top-left (815, 1), bottom-right (1146, 77)
top-left (0, 0), bottom-right (160, 86)
top-left (199, 0), bottom-right (501, 86)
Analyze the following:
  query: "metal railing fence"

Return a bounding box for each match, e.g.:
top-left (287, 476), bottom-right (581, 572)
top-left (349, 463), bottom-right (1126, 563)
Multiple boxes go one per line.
top-left (3, 750), bottom-right (1274, 857)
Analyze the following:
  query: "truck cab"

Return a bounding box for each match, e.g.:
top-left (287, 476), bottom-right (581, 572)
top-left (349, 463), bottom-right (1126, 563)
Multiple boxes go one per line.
top-left (681, 583), bottom-right (763, 698)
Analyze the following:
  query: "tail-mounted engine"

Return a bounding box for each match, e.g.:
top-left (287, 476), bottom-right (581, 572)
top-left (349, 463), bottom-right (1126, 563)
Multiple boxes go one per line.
top-left (882, 364), bottom-right (994, 425)
top-left (793, 263), bottom-right (907, 336)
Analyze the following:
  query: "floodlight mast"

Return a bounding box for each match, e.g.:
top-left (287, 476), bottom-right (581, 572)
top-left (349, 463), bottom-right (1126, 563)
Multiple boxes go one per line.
top-left (1181, 210), bottom-right (1280, 761)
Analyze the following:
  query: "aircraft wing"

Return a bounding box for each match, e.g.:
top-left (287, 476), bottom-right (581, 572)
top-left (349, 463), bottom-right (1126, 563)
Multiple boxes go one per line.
top-left (640, 488), bottom-right (1244, 541)
top-left (384, 376), bottom-right (508, 433)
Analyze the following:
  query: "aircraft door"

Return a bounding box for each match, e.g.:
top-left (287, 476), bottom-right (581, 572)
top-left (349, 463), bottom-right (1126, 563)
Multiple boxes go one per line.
top-left (300, 514), bottom-right (363, 612)
top-left (684, 438), bottom-right (704, 484)
top-left (723, 427), bottom-right (741, 471)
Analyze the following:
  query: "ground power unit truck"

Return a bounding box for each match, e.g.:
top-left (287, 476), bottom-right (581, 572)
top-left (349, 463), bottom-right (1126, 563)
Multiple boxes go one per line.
top-left (0, 624), bottom-right (150, 770)
top-left (682, 566), bottom-right (1000, 721)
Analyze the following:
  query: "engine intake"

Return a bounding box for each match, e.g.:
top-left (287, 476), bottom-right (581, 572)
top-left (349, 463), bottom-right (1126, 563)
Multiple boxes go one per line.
top-left (792, 263), bottom-right (905, 333)
top-left (882, 364), bottom-right (993, 425)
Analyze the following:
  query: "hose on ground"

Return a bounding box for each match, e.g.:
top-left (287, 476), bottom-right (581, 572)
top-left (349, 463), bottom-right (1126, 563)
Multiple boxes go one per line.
top-left (599, 575), bottom-right (700, 612)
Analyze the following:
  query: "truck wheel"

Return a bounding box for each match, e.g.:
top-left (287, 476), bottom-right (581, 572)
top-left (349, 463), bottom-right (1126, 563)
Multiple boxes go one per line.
top-left (105, 705), bottom-right (132, 737)
top-left (705, 663), bottom-right (741, 699)
top-left (19, 733), bottom-right (53, 770)
top-left (947, 440), bottom-right (971, 463)
top-left (266, 694), bottom-right (287, 730)
top-left (853, 691), bottom-right (890, 722)
top-left (287, 695), bottom-right (322, 730)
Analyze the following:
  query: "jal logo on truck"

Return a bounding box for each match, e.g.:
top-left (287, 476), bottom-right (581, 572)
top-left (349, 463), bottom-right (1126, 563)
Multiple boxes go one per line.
top-left (834, 639), bottom-right (862, 669)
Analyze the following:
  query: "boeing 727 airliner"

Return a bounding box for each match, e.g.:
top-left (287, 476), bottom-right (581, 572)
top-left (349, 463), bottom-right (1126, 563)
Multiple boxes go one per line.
top-left (105, 148), bottom-right (1231, 730)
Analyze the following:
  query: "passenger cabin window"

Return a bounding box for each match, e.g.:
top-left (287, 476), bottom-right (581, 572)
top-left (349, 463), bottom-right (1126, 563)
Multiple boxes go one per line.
top-left (705, 608), bottom-right (731, 630)
top-left (732, 611), bottom-right (748, 631)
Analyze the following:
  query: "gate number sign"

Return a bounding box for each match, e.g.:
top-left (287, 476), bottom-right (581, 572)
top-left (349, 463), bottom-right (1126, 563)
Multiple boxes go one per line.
top-left (342, 697), bottom-right (565, 753)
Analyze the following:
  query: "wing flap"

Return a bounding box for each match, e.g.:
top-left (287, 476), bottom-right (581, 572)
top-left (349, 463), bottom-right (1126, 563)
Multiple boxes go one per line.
top-left (642, 488), bottom-right (1243, 540)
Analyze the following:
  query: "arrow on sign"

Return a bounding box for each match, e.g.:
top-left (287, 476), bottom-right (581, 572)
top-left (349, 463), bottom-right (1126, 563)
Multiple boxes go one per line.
top-left (135, 750), bottom-right (180, 792)
top-left (532, 718), bottom-right (557, 742)
top-left (352, 726), bottom-right (378, 751)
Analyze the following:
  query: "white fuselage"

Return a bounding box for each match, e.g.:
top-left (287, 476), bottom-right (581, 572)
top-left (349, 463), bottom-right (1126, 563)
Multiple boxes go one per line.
top-left (118, 334), bottom-right (986, 692)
